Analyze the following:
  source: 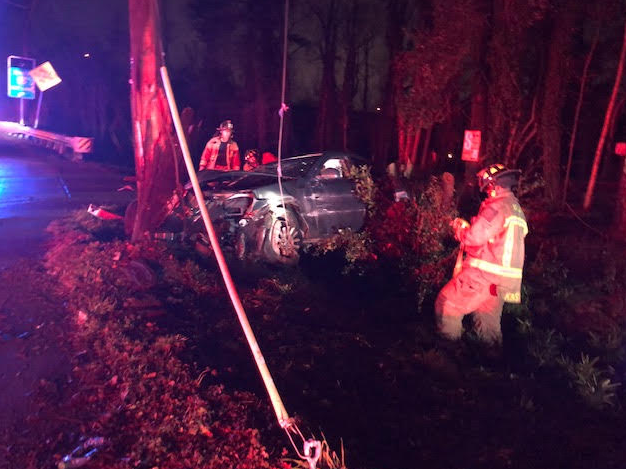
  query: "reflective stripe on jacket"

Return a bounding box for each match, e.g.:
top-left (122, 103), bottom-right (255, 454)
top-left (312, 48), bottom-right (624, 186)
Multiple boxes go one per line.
top-left (199, 137), bottom-right (241, 171)
top-left (461, 190), bottom-right (528, 303)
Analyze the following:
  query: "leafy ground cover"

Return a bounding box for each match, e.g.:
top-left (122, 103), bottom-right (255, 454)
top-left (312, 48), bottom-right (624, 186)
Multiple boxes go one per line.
top-left (1, 175), bottom-right (626, 469)
top-left (0, 213), bottom-right (290, 469)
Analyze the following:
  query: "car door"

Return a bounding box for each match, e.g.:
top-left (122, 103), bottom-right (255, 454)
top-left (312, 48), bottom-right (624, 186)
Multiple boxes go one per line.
top-left (307, 157), bottom-right (366, 236)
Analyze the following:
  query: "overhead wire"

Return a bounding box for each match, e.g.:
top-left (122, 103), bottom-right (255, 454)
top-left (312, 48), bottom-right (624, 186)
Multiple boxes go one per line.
top-left (273, 1), bottom-right (324, 467)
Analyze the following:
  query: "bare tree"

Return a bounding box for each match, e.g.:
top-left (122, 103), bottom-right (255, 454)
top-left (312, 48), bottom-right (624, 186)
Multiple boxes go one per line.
top-left (583, 12), bottom-right (626, 211)
top-left (563, 28), bottom-right (599, 206)
top-left (483, 0), bottom-right (550, 168)
top-left (539, 3), bottom-right (578, 204)
top-left (370, 0), bottom-right (407, 172)
top-left (339, 0), bottom-right (359, 151)
top-left (393, 0), bottom-right (480, 173)
top-left (310, 0), bottom-right (341, 150)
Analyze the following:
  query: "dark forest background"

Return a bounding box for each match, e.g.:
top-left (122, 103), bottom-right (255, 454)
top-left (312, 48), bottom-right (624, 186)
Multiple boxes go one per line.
top-left (2, 0), bottom-right (626, 207)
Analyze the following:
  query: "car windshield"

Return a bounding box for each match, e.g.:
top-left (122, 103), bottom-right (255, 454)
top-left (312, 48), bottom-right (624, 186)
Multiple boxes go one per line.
top-left (252, 156), bottom-right (320, 179)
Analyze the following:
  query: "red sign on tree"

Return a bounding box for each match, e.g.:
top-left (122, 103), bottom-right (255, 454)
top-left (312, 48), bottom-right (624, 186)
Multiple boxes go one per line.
top-left (462, 130), bottom-right (481, 162)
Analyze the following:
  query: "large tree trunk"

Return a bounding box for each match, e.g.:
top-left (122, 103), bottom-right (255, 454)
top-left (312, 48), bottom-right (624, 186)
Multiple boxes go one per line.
top-left (584, 14), bottom-right (626, 211)
top-left (248, 0), bottom-right (281, 152)
top-left (396, 113), bottom-right (421, 176)
top-left (459, 17), bottom-right (488, 214)
top-left (252, 55), bottom-right (270, 151)
top-left (315, 0), bottom-right (340, 150)
top-left (373, 0), bottom-right (407, 173)
top-left (317, 52), bottom-right (338, 150)
top-left (464, 71), bottom-right (487, 181)
top-left (362, 36), bottom-right (371, 111)
top-left (339, 2), bottom-right (359, 152)
top-left (419, 125), bottom-right (432, 170)
top-left (129, 0), bottom-right (180, 241)
top-left (540, 8), bottom-right (576, 204)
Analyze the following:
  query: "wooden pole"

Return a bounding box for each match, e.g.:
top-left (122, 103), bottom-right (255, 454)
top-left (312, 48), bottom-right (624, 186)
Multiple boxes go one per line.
top-left (160, 66), bottom-right (292, 430)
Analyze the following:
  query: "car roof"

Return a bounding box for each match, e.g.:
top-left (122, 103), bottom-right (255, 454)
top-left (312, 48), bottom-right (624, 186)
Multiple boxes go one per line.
top-left (282, 153), bottom-right (323, 161)
top-left (283, 151), bottom-right (368, 162)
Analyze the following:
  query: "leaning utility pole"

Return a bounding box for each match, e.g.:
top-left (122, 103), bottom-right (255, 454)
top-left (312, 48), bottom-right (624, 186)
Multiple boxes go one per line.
top-left (583, 14), bottom-right (626, 211)
top-left (128, 0), bottom-right (180, 241)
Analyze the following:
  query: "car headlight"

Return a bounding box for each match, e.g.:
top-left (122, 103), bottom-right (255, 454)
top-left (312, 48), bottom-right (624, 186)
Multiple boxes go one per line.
top-left (223, 194), bottom-right (254, 217)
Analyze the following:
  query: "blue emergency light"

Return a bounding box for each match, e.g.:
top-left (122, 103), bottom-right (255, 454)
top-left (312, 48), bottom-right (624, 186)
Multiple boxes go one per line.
top-left (7, 56), bottom-right (36, 100)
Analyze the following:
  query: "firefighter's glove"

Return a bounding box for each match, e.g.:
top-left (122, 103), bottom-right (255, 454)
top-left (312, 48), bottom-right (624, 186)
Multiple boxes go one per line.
top-left (451, 218), bottom-right (469, 242)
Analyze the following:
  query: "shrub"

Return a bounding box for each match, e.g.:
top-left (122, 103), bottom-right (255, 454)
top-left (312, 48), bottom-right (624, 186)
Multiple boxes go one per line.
top-left (557, 354), bottom-right (621, 410)
top-left (318, 174), bottom-right (457, 310)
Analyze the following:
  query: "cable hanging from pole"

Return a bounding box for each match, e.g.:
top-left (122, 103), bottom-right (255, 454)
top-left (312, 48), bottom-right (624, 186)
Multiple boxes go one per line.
top-left (277, 0), bottom-right (289, 164)
top-left (275, 0), bottom-right (292, 251)
top-left (274, 4), bottom-right (326, 465)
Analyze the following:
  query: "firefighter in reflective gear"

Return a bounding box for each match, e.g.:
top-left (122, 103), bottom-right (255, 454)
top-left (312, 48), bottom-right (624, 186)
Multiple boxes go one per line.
top-left (435, 164), bottom-right (528, 344)
top-left (199, 120), bottom-right (241, 171)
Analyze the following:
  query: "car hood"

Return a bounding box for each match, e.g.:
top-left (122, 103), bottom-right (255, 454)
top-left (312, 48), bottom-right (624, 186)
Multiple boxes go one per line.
top-left (186, 170), bottom-right (295, 192)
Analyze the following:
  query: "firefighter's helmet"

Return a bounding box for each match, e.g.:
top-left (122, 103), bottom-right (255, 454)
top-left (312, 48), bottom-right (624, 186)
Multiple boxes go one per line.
top-left (477, 164), bottom-right (521, 193)
top-left (217, 120), bottom-right (234, 132)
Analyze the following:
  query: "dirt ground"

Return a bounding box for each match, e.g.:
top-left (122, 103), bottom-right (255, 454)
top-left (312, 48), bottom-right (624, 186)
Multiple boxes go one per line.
top-left (179, 250), bottom-right (626, 469)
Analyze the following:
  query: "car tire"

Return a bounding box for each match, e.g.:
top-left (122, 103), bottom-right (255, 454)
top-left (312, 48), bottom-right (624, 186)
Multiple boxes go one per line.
top-left (124, 200), bottom-right (138, 237)
top-left (262, 209), bottom-right (302, 266)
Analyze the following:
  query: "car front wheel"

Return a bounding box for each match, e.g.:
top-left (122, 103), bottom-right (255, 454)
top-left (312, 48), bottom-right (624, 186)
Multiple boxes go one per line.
top-left (262, 210), bottom-right (302, 265)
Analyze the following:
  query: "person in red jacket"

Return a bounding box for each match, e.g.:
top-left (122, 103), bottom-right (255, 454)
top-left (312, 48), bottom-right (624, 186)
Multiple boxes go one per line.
top-left (435, 164), bottom-right (528, 344)
top-left (243, 149), bottom-right (260, 171)
top-left (262, 151), bottom-right (278, 165)
top-left (199, 120), bottom-right (241, 171)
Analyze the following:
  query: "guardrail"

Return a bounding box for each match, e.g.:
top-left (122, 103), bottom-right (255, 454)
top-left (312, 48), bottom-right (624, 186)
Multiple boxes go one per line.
top-left (0, 120), bottom-right (94, 160)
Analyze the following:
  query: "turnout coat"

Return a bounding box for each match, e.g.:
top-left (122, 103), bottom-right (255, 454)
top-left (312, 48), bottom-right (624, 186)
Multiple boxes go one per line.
top-left (199, 137), bottom-right (241, 171)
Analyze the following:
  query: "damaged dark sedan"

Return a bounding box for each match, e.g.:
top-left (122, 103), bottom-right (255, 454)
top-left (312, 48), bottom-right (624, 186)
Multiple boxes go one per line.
top-left (148, 152), bottom-right (368, 265)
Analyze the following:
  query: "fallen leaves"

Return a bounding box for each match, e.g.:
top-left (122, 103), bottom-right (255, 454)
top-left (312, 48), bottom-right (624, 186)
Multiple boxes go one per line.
top-left (9, 211), bottom-right (287, 469)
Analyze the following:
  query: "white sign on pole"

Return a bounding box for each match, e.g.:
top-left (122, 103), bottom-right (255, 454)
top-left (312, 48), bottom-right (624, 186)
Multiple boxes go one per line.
top-left (461, 130), bottom-right (481, 162)
top-left (29, 61), bottom-right (62, 92)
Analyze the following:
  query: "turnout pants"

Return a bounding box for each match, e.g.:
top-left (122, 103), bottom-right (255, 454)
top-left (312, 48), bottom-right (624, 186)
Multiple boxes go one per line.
top-left (435, 267), bottom-right (504, 344)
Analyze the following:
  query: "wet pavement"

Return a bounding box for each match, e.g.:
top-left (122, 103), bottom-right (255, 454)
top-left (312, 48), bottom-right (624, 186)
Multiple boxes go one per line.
top-left (0, 144), bottom-right (132, 432)
top-left (0, 144), bottom-right (132, 269)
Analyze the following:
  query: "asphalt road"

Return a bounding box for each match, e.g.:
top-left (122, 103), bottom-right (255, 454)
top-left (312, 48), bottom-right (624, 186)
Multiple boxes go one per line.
top-left (0, 144), bottom-right (132, 269)
top-left (0, 144), bottom-right (133, 434)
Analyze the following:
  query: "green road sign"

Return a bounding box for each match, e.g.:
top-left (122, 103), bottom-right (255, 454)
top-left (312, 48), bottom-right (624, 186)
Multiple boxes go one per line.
top-left (7, 56), bottom-right (36, 100)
